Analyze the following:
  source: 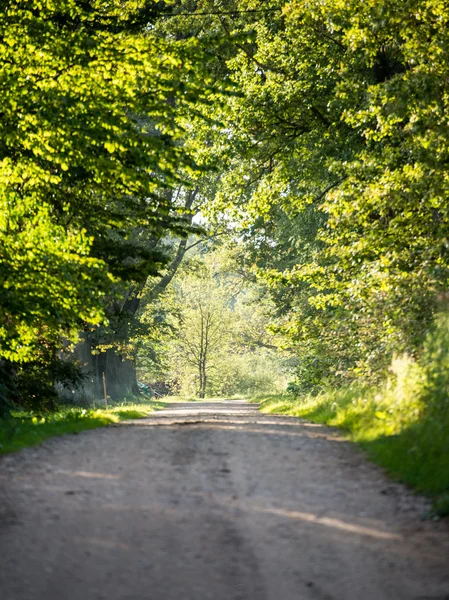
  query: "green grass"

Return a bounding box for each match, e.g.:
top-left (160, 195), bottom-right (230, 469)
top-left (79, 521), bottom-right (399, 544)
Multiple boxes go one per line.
top-left (0, 400), bottom-right (168, 455)
top-left (254, 388), bottom-right (449, 518)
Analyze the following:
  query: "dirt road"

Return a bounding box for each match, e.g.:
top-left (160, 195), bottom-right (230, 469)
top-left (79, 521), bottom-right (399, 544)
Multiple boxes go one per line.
top-left (1, 401), bottom-right (448, 600)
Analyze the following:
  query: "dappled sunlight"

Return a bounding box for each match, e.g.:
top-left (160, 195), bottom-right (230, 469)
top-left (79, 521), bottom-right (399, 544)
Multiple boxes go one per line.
top-left (181, 492), bottom-right (402, 541)
top-left (58, 470), bottom-right (122, 480)
top-left (150, 409), bottom-right (256, 416)
top-left (122, 418), bottom-right (347, 441)
top-left (80, 494), bottom-right (448, 563)
top-left (3, 401), bottom-right (448, 600)
top-left (98, 497), bottom-right (400, 541)
top-left (251, 506), bottom-right (401, 540)
top-left (150, 402), bottom-right (259, 416)
top-left (74, 536), bottom-right (131, 551)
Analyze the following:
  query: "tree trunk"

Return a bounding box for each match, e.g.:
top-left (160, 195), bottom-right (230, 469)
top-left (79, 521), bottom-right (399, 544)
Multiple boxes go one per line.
top-left (202, 369), bottom-right (207, 399)
top-left (198, 357), bottom-right (207, 399)
top-left (62, 336), bottom-right (138, 405)
top-left (62, 188), bottom-right (201, 405)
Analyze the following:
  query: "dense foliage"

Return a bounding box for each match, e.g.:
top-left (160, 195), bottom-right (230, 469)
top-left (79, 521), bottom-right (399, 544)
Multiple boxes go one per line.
top-left (2, 0), bottom-right (449, 415)
top-left (158, 0), bottom-right (449, 392)
top-left (0, 0), bottom-right (217, 409)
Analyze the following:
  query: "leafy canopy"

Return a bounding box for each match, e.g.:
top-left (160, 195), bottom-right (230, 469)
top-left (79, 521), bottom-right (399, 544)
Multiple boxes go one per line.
top-left (0, 0), bottom-right (216, 362)
top-left (158, 0), bottom-right (449, 388)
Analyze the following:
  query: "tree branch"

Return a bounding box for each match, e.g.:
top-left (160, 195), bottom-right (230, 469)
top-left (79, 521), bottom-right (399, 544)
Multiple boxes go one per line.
top-left (185, 230), bottom-right (229, 252)
top-left (146, 188), bottom-right (199, 300)
top-left (310, 177), bottom-right (348, 205)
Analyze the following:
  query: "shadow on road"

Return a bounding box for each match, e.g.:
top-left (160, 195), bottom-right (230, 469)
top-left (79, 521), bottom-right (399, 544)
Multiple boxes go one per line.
top-left (1, 401), bottom-right (449, 600)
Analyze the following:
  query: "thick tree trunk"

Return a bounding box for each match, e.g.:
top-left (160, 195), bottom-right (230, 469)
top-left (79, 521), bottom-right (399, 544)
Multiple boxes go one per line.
top-left (65, 234), bottom-right (191, 406)
top-left (63, 188), bottom-right (201, 405)
top-left (202, 359), bottom-right (207, 398)
top-left (62, 337), bottom-right (138, 405)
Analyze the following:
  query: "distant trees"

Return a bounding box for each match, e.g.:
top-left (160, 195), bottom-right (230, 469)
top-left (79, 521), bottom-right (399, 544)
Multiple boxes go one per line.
top-left (174, 277), bottom-right (232, 398)
top-left (138, 249), bottom-right (288, 398)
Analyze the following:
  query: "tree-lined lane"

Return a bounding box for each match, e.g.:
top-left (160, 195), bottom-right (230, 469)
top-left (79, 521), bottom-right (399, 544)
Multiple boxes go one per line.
top-left (1, 401), bottom-right (448, 600)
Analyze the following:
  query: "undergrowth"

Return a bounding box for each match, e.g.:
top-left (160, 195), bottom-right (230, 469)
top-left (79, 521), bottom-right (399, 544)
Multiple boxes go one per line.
top-left (0, 400), bottom-right (167, 455)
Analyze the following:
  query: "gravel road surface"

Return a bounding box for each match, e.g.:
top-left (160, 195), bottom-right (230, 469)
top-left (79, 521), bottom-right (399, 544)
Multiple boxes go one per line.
top-left (1, 400), bottom-right (448, 600)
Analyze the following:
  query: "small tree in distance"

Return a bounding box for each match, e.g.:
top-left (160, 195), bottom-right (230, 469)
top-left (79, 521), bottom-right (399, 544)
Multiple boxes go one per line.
top-left (170, 275), bottom-right (234, 398)
top-left (137, 247), bottom-right (290, 399)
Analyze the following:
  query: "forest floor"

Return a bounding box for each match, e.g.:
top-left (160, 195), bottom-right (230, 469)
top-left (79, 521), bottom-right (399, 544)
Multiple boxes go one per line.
top-left (1, 400), bottom-right (449, 600)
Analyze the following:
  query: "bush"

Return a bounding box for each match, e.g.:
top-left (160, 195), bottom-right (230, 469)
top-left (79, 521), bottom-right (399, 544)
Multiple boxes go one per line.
top-left (421, 311), bottom-right (449, 416)
top-left (1, 352), bottom-right (86, 413)
top-left (258, 311), bottom-right (449, 516)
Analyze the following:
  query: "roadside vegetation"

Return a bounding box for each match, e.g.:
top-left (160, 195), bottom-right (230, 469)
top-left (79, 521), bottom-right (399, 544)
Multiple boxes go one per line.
top-left (256, 316), bottom-right (449, 517)
top-left (1, 1), bottom-right (449, 516)
top-left (0, 400), bottom-right (167, 456)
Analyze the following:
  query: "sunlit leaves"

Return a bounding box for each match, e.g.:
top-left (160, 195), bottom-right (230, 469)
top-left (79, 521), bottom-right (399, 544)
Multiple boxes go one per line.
top-left (0, 0), bottom-right (212, 362)
top-left (160, 0), bottom-right (449, 388)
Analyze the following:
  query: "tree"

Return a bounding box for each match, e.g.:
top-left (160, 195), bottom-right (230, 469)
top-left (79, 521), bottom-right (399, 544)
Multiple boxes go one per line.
top-left (0, 0), bottom-right (217, 408)
top-left (158, 0), bottom-right (449, 391)
top-left (170, 269), bottom-right (233, 398)
top-left (137, 246), bottom-right (289, 398)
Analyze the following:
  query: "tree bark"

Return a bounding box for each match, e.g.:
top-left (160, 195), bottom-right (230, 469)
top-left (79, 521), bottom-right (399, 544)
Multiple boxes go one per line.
top-left (66, 188), bottom-right (200, 405)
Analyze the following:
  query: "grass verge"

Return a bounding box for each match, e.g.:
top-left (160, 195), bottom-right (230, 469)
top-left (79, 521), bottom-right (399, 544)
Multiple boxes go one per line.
top-left (0, 400), bottom-right (168, 455)
top-left (254, 389), bottom-right (449, 518)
